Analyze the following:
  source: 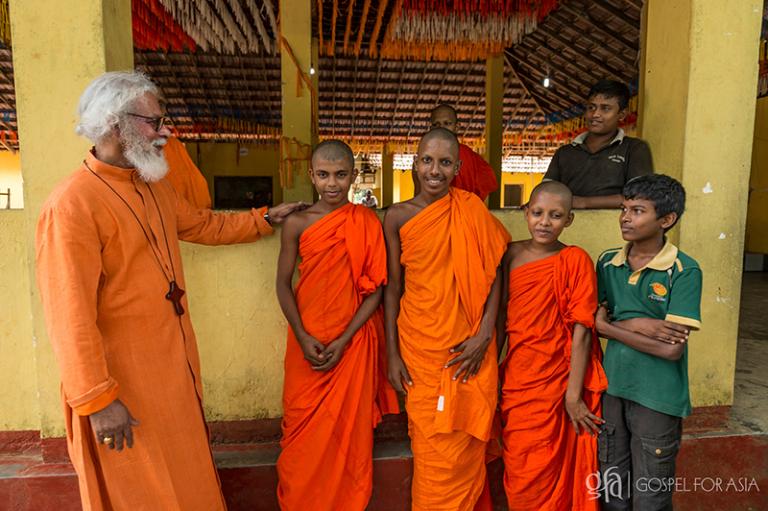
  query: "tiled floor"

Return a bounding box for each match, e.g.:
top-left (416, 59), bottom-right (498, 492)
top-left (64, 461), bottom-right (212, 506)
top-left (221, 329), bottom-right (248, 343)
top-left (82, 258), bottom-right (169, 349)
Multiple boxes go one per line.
top-left (731, 271), bottom-right (768, 434)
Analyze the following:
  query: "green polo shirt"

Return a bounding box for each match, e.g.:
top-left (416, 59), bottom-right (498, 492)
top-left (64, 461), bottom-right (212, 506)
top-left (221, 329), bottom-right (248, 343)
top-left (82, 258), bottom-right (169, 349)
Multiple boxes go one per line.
top-left (597, 241), bottom-right (702, 417)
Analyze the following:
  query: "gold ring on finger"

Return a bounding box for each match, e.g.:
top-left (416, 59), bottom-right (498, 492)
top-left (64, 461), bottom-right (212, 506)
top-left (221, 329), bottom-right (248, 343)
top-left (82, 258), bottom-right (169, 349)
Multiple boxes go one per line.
top-left (102, 436), bottom-right (113, 444)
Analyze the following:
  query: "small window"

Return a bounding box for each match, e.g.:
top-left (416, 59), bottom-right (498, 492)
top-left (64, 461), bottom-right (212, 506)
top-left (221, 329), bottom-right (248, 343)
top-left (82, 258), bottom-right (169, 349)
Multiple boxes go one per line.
top-left (503, 184), bottom-right (523, 208)
top-left (214, 176), bottom-right (273, 210)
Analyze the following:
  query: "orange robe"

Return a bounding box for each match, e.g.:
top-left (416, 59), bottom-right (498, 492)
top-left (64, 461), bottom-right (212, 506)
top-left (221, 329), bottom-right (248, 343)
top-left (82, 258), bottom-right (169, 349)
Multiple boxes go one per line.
top-left (398, 188), bottom-right (510, 511)
top-left (35, 151), bottom-right (272, 511)
top-left (501, 246), bottom-right (607, 511)
top-left (277, 204), bottom-right (399, 511)
top-left (164, 136), bottom-right (212, 209)
top-left (452, 143), bottom-right (499, 201)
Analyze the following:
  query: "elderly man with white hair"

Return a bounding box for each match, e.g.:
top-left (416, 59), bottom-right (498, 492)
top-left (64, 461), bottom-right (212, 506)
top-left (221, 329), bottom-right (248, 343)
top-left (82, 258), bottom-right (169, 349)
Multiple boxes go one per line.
top-left (35, 71), bottom-right (304, 510)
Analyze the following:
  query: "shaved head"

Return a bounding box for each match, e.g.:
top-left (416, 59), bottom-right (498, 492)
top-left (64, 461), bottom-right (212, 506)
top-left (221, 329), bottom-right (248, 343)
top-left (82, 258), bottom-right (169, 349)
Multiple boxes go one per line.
top-left (418, 127), bottom-right (459, 159)
top-left (529, 181), bottom-right (573, 210)
top-left (312, 139), bottom-right (355, 169)
top-left (430, 104), bottom-right (457, 121)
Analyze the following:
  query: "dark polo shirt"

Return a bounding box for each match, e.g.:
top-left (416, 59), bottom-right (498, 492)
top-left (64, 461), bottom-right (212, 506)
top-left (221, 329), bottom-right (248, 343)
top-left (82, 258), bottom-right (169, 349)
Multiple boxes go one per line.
top-left (544, 129), bottom-right (654, 196)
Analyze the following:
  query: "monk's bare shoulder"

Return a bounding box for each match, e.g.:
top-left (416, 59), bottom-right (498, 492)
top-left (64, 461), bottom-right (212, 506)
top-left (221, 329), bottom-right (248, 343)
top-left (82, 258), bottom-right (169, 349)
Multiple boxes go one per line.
top-left (280, 207), bottom-right (315, 242)
top-left (384, 200), bottom-right (423, 233)
top-left (505, 240), bottom-right (533, 270)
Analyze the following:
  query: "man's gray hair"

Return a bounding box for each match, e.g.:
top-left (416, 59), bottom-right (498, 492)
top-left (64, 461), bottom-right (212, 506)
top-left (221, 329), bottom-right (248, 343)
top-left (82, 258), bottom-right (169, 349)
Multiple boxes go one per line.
top-left (75, 71), bottom-right (160, 143)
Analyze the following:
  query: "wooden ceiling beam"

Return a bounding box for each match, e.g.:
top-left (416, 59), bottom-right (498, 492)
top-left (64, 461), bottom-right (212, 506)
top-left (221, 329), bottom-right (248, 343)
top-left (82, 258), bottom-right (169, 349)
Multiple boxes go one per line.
top-left (505, 51), bottom-right (579, 110)
top-left (539, 25), bottom-right (633, 82)
top-left (462, 81), bottom-right (486, 139)
top-left (590, 0), bottom-right (641, 32)
top-left (387, 60), bottom-right (407, 138)
top-left (435, 64), bottom-right (451, 105)
top-left (406, 65), bottom-right (430, 139)
top-left (503, 92), bottom-right (529, 135)
top-left (556, 4), bottom-right (638, 53)
top-left (331, 55), bottom-right (337, 136)
top-left (368, 57), bottom-right (384, 138)
top-left (351, 56), bottom-right (359, 137)
top-left (503, 53), bottom-right (547, 114)
top-left (520, 34), bottom-right (597, 93)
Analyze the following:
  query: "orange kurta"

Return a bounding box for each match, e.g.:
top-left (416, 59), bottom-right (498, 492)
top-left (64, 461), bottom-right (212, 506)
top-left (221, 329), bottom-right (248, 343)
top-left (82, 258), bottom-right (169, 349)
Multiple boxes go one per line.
top-left (35, 151), bottom-right (272, 511)
top-left (164, 136), bottom-right (212, 209)
top-left (501, 246), bottom-right (607, 511)
top-left (277, 204), bottom-right (398, 511)
top-left (398, 188), bottom-right (510, 511)
top-left (452, 143), bottom-right (499, 201)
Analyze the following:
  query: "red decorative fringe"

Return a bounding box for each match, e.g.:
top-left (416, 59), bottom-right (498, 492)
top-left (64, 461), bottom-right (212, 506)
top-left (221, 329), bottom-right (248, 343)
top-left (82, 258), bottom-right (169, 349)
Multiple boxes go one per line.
top-left (401, 0), bottom-right (557, 20)
top-left (132, 0), bottom-right (196, 52)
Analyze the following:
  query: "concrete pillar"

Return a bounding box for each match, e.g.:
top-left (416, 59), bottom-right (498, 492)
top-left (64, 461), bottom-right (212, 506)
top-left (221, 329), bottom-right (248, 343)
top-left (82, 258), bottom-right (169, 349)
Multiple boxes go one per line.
top-left (381, 143), bottom-right (394, 207)
top-left (280, 0), bottom-right (315, 202)
top-left (10, 0), bottom-right (134, 436)
top-left (484, 53), bottom-right (504, 209)
top-left (640, 0), bottom-right (762, 406)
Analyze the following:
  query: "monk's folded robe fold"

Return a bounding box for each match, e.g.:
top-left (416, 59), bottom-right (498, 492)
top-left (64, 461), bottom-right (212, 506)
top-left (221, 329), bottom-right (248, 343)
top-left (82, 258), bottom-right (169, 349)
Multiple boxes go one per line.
top-left (501, 246), bottom-right (607, 511)
top-left (398, 188), bottom-right (510, 511)
top-left (278, 203), bottom-right (399, 511)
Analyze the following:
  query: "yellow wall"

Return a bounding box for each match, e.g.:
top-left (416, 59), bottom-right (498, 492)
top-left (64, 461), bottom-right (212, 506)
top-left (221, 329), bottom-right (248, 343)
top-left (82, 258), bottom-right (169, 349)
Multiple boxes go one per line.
top-left (185, 142), bottom-right (284, 207)
top-left (499, 172), bottom-right (544, 207)
top-left (641, 0), bottom-right (762, 406)
top-left (0, 152), bottom-right (23, 209)
top-left (0, 211), bottom-right (38, 430)
top-left (11, 0), bottom-right (134, 436)
top-left (640, 0), bottom-right (691, 183)
top-left (393, 169), bottom-right (415, 203)
top-left (746, 97), bottom-right (768, 254)
top-left (180, 239), bottom-right (287, 419)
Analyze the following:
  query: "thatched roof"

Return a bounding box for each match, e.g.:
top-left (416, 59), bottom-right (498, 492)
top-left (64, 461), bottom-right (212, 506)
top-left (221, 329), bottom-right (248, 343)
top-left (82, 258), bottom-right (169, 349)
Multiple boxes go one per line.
top-left (0, 0), bottom-right (642, 156)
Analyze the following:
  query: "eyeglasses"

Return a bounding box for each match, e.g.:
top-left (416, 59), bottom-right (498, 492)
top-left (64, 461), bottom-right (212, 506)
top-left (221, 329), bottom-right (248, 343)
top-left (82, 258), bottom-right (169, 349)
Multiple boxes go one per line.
top-left (126, 112), bottom-right (171, 132)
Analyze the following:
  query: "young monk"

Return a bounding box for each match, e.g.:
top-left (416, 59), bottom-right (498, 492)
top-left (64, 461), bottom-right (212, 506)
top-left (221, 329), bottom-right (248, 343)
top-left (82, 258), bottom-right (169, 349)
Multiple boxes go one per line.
top-left (275, 140), bottom-right (399, 511)
top-left (497, 181), bottom-right (607, 510)
top-left (384, 128), bottom-right (511, 511)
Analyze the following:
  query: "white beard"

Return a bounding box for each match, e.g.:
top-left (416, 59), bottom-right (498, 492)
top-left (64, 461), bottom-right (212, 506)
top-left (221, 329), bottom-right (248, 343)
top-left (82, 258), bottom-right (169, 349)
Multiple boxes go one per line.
top-left (121, 125), bottom-right (169, 182)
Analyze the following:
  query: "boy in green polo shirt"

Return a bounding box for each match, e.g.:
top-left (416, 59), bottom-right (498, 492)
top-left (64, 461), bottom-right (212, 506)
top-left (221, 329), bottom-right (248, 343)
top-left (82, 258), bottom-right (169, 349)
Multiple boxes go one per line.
top-left (595, 174), bottom-right (702, 510)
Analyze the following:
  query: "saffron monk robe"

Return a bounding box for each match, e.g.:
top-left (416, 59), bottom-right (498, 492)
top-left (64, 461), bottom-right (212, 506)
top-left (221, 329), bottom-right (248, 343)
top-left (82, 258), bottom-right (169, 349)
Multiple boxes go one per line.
top-left (384, 128), bottom-right (511, 511)
top-left (276, 140), bottom-right (399, 511)
top-left (163, 136), bottom-right (212, 209)
top-left (497, 181), bottom-right (607, 511)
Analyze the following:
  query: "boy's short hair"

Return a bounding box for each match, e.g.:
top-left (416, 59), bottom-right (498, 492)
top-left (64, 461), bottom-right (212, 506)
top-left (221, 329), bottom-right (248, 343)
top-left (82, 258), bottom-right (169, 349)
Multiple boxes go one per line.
top-left (588, 80), bottom-right (630, 110)
top-left (312, 140), bottom-right (355, 169)
top-left (623, 174), bottom-right (686, 230)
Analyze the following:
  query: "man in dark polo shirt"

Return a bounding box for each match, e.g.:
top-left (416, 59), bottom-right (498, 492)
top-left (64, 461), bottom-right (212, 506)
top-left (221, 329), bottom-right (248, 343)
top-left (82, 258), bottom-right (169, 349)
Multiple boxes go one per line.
top-left (544, 80), bottom-right (653, 209)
